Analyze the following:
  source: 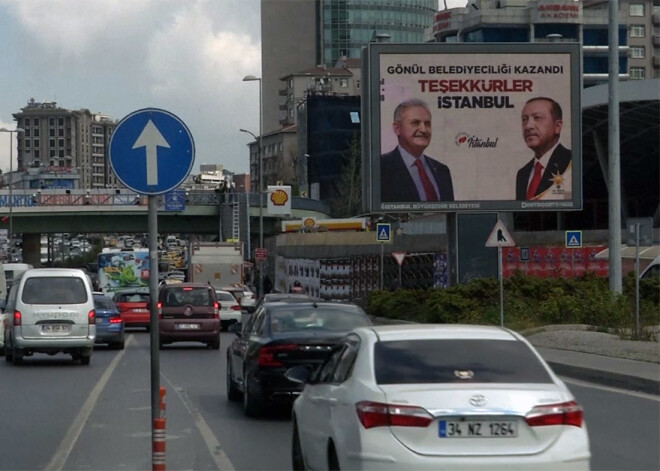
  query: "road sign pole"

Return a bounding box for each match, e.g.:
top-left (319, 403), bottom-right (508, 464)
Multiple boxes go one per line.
top-left (380, 243), bottom-right (384, 290)
top-left (148, 195), bottom-right (161, 451)
top-left (498, 246), bottom-right (504, 327)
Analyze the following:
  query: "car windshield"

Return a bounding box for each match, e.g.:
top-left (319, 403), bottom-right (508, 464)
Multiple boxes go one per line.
top-left (269, 307), bottom-right (368, 333)
top-left (21, 277), bottom-right (88, 304)
top-left (374, 339), bottom-right (553, 385)
top-left (162, 287), bottom-right (213, 307)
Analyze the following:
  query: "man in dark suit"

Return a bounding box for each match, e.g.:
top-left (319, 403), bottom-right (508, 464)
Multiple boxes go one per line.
top-left (516, 97), bottom-right (572, 200)
top-left (381, 98), bottom-right (454, 202)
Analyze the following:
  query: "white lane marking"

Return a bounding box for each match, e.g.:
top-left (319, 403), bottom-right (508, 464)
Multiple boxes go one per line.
top-left (45, 336), bottom-right (134, 471)
top-left (563, 377), bottom-right (660, 402)
top-left (160, 375), bottom-right (236, 471)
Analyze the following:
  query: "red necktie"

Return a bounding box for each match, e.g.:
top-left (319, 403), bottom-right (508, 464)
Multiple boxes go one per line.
top-left (414, 159), bottom-right (438, 201)
top-left (526, 161), bottom-right (544, 200)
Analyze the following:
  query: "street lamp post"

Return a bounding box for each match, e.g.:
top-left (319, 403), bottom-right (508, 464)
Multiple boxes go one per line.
top-left (0, 127), bottom-right (25, 255)
top-left (242, 74), bottom-right (264, 297)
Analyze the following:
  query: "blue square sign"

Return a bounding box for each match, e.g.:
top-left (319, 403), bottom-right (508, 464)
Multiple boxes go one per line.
top-left (565, 231), bottom-right (582, 248)
top-left (376, 223), bottom-right (391, 242)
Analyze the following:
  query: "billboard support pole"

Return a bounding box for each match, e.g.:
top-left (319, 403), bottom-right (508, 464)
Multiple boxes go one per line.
top-left (148, 195), bottom-right (161, 461)
top-left (608, 0), bottom-right (622, 295)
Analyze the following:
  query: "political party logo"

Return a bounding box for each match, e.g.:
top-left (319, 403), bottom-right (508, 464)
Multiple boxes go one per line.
top-left (455, 132), bottom-right (499, 149)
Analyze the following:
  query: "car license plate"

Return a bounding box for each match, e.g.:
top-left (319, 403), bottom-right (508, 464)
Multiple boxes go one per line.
top-left (439, 420), bottom-right (517, 438)
top-left (96, 318), bottom-right (103, 324)
top-left (175, 323), bottom-right (200, 330)
top-left (41, 324), bottom-right (71, 334)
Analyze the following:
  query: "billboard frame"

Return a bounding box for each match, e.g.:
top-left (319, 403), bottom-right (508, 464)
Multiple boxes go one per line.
top-left (363, 42), bottom-right (582, 214)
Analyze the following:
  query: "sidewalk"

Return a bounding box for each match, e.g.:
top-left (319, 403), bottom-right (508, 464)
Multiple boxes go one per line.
top-left (524, 325), bottom-right (660, 396)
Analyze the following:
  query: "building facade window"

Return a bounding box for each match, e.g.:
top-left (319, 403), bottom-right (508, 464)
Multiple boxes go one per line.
top-left (24, 128), bottom-right (30, 137)
top-left (34, 129), bottom-right (40, 137)
top-left (34, 139), bottom-right (39, 148)
top-left (49, 139), bottom-right (55, 147)
top-left (630, 46), bottom-right (645, 58)
top-left (24, 118), bottom-right (30, 126)
top-left (49, 117), bottom-right (55, 126)
top-left (58, 128), bottom-right (64, 137)
top-left (58, 117), bottom-right (64, 126)
top-left (59, 139), bottom-right (64, 147)
top-left (49, 128), bottom-right (55, 137)
top-left (629, 3), bottom-right (645, 16)
top-left (24, 139), bottom-right (30, 148)
top-left (629, 25), bottom-right (645, 37)
top-left (630, 67), bottom-right (645, 79)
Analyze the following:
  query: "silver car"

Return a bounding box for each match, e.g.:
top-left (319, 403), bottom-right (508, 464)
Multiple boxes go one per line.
top-left (4, 268), bottom-right (96, 365)
top-left (289, 324), bottom-right (590, 470)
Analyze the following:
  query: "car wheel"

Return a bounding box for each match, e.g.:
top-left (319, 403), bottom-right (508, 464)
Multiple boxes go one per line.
top-left (328, 442), bottom-right (340, 471)
top-left (242, 372), bottom-right (263, 417)
top-left (226, 356), bottom-right (241, 402)
top-left (11, 344), bottom-right (23, 365)
top-left (292, 422), bottom-right (306, 471)
top-left (210, 335), bottom-right (220, 350)
top-left (81, 354), bottom-right (91, 365)
top-left (112, 339), bottom-right (125, 350)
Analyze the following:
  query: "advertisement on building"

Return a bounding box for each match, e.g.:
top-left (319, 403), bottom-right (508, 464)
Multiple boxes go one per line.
top-left (364, 42), bottom-right (581, 213)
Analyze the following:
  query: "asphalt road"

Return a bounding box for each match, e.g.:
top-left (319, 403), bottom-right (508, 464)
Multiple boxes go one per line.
top-left (0, 331), bottom-right (657, 470)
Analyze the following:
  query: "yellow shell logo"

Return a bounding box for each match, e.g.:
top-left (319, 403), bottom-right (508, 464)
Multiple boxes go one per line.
top-left (303, 217), bottom-right (316, 227)
top-left (270, 189), bottom-right (288, 206)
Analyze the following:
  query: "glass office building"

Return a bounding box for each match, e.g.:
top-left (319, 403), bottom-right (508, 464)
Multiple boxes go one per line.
top-left (320, 0), bottom-right (436, 66)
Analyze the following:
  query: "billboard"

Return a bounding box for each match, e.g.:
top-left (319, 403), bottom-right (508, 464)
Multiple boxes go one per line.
top-left (363, 43), bottom-right (581, 213)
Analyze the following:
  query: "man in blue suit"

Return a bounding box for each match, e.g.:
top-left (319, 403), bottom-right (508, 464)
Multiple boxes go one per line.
top-left (380, 98), bottom-right (454, 203)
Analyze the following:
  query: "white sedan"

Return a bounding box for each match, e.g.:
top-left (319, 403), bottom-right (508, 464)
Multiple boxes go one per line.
top-left (215, 289), bottom-right (242, 330)
top-left (288, 324), bottom-right (590, 471)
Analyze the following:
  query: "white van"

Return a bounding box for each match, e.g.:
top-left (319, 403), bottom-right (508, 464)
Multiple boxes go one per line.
top-left (4, 268), bottom-right (96, 365)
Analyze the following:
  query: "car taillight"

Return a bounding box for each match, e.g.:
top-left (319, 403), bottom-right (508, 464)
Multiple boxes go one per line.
top-left (88, 310), bottom-right (96, 325)
top-left (231, 305), bottom-right (242, 311)
top-left (13, 310), bottom-right (22, 327)
top-left (525, 400), bottom-right (583, 428)
top-left (157, 302), bottom-right (162, 319)
top-left (213, 302), bottom-right (219, 319)
top-left (109, 315), bottom-right (123, 324)
top-left (257, 343), bottom-right (298, 367)
top-left (355, 401), bottom-right (433, 429)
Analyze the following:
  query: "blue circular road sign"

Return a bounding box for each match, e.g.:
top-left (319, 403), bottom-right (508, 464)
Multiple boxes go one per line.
top-left (109, 108), bottom-right (195, 195)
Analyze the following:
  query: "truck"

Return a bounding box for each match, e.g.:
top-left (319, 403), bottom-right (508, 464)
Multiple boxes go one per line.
top-left (187, 242), bottom-right (244, 288)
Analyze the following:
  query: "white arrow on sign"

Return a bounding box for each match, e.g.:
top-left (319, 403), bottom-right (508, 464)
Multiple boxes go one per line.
top-left (132, 119), bottom-right (170, 185)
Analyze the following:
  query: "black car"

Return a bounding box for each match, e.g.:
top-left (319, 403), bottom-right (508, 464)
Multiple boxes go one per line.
top-left (226, 301), bottom-right (371, 417)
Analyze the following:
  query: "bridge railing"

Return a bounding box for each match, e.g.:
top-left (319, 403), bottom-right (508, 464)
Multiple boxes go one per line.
top-left (0, 189), bottom-right (331, 214)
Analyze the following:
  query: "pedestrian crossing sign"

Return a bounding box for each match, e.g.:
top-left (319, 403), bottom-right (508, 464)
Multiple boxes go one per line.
top-left (376, 223), bottom-right (391, 242)
top-left (565, 230), bottom-right (582, 248)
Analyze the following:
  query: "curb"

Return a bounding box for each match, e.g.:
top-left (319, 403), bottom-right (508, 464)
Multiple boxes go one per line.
top-left (546, 361), bottom-right (660, 396)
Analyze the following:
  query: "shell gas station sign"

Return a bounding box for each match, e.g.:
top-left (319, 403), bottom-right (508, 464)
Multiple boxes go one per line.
top-left (267, 185), bottom-right (291, 215)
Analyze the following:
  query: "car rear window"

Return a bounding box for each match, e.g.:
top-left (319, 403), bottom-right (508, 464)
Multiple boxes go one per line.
top-left (22, 277), bottom-right (88, 304)
top-left (269, 307), bottom-right (370, 333)
top-left (162, 287), bottom-right (213, 307)
top-left (374, 339), bottom-right (552, 384)
top-left (94, 297), bottom-right (116, 310)
top-left (115, 293), bottom-right (149, 303)
top-left (216, 292), bottom-right (237, 302)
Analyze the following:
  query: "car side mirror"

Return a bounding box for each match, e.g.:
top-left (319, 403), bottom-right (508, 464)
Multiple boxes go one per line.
top-left (228, 323), bottom-right (242, 335)
top-left (243, 305), bottom-right (256, 314)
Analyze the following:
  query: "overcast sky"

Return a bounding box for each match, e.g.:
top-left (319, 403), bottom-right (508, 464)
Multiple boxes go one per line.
top-left (0, 0), bottom-right (466, 176)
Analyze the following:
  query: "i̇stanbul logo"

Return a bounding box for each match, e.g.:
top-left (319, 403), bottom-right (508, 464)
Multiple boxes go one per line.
top-left (455, 132), bottom-right (499, 148)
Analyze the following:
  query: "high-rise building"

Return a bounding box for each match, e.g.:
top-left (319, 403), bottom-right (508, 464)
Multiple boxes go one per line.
top-left (12, 99), bottom-right (118, 189)
top-left (431, 0), bottom-right (660, 85)
top-left (261, 0), bottom-right (436, 133)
